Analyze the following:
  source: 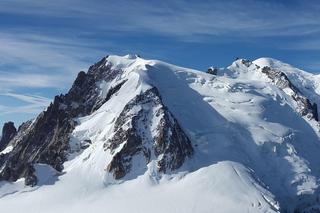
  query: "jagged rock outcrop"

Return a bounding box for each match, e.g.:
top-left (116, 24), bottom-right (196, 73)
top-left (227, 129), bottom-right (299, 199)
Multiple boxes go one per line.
top-left (261, 66), bottom-right (318, 121)
top-left (207, 67), bottom-right (218, 75)
top-left (0, 56), bottom-right (127, 185)
top-left (240, 59), bottom-right (253, 67)
top-left (105, 87), bottom-right (193, 179)
top-left (0, 122), bottom-right (17, 151)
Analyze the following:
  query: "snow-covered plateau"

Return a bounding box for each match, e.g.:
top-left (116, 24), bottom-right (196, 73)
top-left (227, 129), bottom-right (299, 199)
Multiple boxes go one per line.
top-left (1, 54), bottom-right (320, 213)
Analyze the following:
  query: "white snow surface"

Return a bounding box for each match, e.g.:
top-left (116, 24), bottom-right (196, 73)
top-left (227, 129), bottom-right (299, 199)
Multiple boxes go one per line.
top-left (1, 55), bottom-right (320, 212)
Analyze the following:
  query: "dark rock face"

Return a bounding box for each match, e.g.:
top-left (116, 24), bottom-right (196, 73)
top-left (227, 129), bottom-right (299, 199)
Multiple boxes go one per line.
top-left (312, 103), bottom-right (318, 121)
top-left (0, 56), bottom-right (126, 185)
top-left (207, 67), bottom-right (218, 75)
top-left (0, 122), bottom-right (17, 151)
top-left (24, 164), bottom-right (37, 187)
top-left (240, 59), bottom-right (253, 67)
top-left (105, 87), bottom-right (193, 179)
top-left (261, 66), bottom-right (318, 121)
top-left (239, 59), bottom-right (260, 69)
top-left (105, 80), bottom-right (127, 102)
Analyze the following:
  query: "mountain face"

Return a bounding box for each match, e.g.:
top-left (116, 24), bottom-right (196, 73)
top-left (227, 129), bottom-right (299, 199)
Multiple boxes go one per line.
top-left (0, 55), bottom-right (193, 186)
top-left (1, 55), bottom-right (320, 213)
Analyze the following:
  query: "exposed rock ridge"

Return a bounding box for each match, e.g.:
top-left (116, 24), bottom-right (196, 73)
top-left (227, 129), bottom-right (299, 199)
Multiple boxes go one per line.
top-left (260, 66), bottom-right (318, 121)
top-left (105, 87), bottom-right (193, 179)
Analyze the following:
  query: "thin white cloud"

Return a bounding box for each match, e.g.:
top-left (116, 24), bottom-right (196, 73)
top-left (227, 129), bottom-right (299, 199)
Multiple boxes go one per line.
top-left (0, 93), bottom-right (51, 115)
top-left (0, 31), bottom-right (110, 92)
top-left (0, 72), bottom-right (66, 88)
top-left (0, 104), bottom-right (46, 115)
top-left (0, 0), bottom-right (319, 38)
top-left (0, 32), bottom-right (98, 74)
top-left (1, 93), bottom-right (51, 105)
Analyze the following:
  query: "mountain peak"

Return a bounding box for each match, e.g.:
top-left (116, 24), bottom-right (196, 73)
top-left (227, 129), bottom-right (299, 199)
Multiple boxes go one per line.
top-left (254, 57), bottom-right (279, 66)
top-left (253, 57), bottom-right (292, 70)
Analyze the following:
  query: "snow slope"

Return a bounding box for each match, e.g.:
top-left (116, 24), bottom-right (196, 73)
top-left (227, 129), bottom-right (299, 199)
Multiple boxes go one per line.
top-left (1, 55), bottom-right (320, 213)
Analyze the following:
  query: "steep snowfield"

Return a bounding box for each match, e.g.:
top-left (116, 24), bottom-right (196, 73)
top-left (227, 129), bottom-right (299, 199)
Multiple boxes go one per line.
top-left (1, 55), bottom-right (320, 212)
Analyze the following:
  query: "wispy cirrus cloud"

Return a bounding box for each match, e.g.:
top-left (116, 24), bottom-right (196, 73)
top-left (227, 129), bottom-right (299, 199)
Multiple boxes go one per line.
top-left (0, 72), bottom-right (67, 88)
top-left (0, 93), bottom-right (51, 115)
top-left (0, 32), bottom-right (103, 75)
top-left (1, 0), bottom-right (320, 39)
top-left (0, 30), bottom-right (111, 94)
top-left (2, 93), bottom-right (51, 105)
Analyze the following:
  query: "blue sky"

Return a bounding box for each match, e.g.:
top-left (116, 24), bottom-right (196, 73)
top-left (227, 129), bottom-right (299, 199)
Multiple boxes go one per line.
top-left (0, 0), bottom-right (320, 129)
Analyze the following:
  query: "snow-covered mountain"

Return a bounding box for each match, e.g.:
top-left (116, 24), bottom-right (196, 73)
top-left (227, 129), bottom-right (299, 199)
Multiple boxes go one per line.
top-left (1, 54), bottom-right (320, 213)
